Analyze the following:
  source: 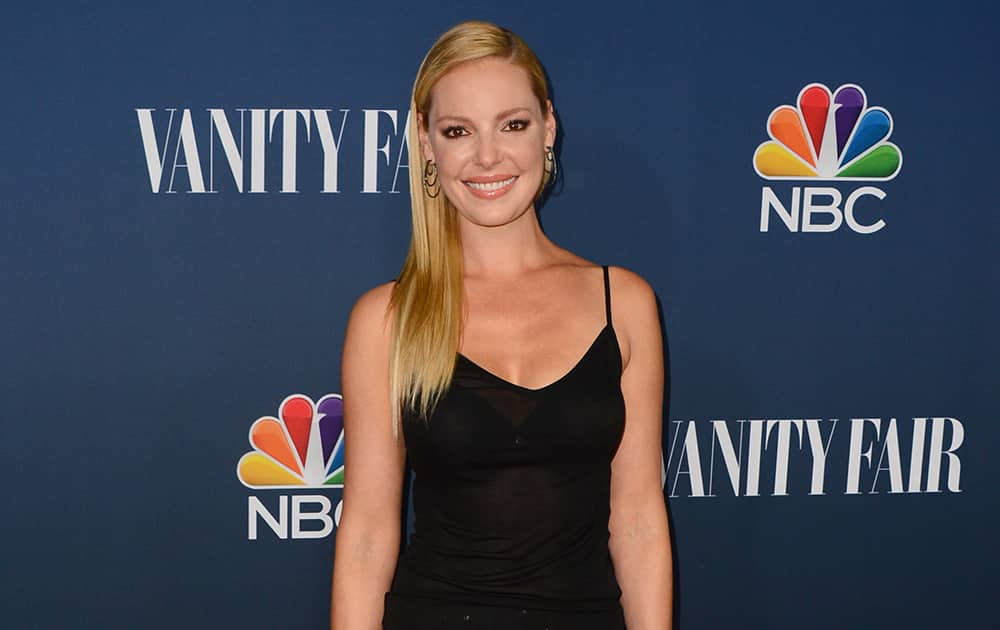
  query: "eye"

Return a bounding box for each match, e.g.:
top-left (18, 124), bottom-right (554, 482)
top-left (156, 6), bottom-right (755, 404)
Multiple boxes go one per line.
top-left (503, 119), bottom-right (530, 132)
top-left (441, 125), bottom-right (468, 138)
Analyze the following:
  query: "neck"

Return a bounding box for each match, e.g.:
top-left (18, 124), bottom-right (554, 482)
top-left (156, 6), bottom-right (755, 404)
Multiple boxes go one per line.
top-left (459, 206), bottom-right (555, 279)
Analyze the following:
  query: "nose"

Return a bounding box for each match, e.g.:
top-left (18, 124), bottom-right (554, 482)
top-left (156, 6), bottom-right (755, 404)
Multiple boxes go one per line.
top-left (474, 133), bottom-right (501, 168)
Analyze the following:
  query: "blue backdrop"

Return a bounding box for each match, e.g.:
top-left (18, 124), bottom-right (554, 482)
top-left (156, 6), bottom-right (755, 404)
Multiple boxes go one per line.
top-left (2, 1), bottom-right (995, 628)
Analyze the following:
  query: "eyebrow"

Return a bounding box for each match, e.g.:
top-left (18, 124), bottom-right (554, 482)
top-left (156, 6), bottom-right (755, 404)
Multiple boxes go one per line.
top-left (434, 107), bottom-right (534, 125)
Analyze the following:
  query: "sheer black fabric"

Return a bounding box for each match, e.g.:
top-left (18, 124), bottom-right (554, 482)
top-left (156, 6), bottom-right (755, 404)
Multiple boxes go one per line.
top-left (384, 265), bottom-right (627, 629)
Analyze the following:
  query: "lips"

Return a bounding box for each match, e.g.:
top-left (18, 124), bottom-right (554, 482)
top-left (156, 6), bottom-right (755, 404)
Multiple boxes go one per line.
top-left (464, 175), bottom-right (517, 199)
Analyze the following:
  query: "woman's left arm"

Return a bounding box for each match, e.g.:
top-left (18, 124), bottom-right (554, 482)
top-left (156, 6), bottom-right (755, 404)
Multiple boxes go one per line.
top-left (608, 267), bottom-right (672, 629)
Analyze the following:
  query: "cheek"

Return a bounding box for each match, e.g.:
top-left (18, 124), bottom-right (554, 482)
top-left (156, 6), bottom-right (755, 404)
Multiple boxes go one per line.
top-left (434, 154), bottom-right (471, 201)
top-left (514, 142), bottom-right (543, 167)
top-left (435, 153), bottom-right (466, 182)
top-left (504, 140), bottom-right (545, 179)
top-left (511, 129), bottom-right (547, 164)
top-left (429, 142), bottom-right (467, 175)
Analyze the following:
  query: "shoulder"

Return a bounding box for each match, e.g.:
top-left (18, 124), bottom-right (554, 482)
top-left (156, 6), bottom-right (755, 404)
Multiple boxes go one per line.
top-left (606, 265), bottom-right (657, 315)
top-left (349, 280), bottom-right (396, 324)
top-left (343, 281), bottom-right (396, 355)
top-left (605, 265), bottom-right (660, 368)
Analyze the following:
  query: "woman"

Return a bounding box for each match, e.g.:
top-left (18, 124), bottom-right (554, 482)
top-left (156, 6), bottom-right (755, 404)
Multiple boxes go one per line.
top-left (331, 21), bottom-right (672, 629)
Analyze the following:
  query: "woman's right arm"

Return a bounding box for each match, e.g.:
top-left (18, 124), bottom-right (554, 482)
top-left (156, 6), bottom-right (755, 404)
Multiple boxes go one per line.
top-left (331, 282), bottom-right (407, 630)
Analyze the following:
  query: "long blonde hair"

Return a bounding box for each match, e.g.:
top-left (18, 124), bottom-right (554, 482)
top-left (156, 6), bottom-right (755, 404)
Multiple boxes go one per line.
top-left (388, 21), bottom-right (551, 436)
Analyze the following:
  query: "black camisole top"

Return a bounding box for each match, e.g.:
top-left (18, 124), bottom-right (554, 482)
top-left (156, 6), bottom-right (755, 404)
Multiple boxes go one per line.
top-left (385, 265), bottom-right (626, 623)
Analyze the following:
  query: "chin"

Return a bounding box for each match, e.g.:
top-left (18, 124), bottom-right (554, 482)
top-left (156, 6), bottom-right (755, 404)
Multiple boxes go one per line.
top-left (459, 199), bottom-right (536, 228)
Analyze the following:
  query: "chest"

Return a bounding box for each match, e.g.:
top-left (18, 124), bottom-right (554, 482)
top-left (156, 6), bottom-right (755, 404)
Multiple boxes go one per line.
top-left (458, 276), bottom-right (608, 389)
top-left (402, 329), bottom-right (625, 475)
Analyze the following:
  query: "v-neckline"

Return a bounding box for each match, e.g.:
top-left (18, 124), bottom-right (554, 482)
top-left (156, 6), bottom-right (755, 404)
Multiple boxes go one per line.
top-left (456, 324), bottom-right (611, 394)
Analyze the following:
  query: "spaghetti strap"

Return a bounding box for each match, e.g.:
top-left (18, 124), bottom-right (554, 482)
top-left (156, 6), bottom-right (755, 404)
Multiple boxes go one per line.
top-left (602, 265), bottom-right (612, 326)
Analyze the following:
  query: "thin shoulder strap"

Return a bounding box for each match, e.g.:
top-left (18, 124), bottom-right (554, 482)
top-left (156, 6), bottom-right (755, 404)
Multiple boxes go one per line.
top-left (602, 265), bottom-right (612, 326)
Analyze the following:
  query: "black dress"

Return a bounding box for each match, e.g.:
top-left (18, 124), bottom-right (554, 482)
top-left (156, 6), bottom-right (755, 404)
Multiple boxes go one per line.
top-left (384, 265), bottom-right (627, 630)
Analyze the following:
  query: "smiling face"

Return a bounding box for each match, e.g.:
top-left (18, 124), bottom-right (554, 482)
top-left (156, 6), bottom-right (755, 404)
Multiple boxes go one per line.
top-left (419, 56), bottom-right (556, 229)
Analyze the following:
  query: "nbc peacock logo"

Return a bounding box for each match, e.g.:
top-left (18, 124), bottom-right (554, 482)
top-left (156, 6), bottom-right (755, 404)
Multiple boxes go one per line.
top-left (754, 83), bottom-right (901, 181)
top-left (237, 394), bottom-right (345, 489)
top-left (754, 83), bottom-right (902, 233)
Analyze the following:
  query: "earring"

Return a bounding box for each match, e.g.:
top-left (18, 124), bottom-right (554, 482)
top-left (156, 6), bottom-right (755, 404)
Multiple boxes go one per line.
top-left (543, 146), bottom-right (557, 185)
top-left (422, 160), bottom-right (440, 198)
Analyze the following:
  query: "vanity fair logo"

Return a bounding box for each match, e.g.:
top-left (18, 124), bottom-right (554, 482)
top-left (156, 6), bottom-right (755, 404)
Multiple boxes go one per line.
top-left (237, 394), bottom-right (345, 541)
top-left (136, 107), bottom-right (410, 194)
top-left (665, 417), bottom-right (963, 498)
top-left (753, 83), bottom-right (902, 234)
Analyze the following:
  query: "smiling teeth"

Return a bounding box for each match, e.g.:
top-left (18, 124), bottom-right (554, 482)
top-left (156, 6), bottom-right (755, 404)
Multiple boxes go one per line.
top-left (466, 177), bottom-right (516, 191)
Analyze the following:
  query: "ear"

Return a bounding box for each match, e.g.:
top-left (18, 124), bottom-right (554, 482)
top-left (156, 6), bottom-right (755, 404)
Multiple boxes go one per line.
top-left (544, 99), bottom-right (557, 148)
top-left (417, 112), bottom-right (435, 162)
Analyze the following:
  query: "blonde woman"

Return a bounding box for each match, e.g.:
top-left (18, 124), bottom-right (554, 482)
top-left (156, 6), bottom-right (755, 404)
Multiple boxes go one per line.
top-left (332, 21), bottom-right (672, 630)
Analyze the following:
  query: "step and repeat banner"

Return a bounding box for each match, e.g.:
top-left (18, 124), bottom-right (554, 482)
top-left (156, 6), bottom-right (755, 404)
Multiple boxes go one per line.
top-left (3, 1), bottom-right (995, 628)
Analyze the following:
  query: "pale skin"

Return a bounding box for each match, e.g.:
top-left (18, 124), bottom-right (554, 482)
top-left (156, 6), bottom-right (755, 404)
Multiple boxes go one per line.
top-left (331, 56), bottom-right (672, 629)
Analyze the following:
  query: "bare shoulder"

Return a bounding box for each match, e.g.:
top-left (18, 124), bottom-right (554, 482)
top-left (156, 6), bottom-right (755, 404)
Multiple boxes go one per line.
top-left (606, 265), bottom-right (657, 314)
top-left (348, 281), bottom-right (395, 330)
top-left (343, 281), bottom-right (396, 358)
top-left (352, 280), bottom-right (395, 317)
top-left (605, 265), bottom-right (660, 368)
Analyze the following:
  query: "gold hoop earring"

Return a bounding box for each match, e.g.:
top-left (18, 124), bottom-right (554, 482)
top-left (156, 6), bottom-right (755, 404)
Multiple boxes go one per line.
top-left (543, 146), bottom-right (557, 185)
top-left (422, 160), bottom-right (440, 198)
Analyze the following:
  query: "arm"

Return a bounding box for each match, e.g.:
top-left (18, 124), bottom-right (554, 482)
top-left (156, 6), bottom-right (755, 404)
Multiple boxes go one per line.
top-left (331, 282), bottom-right (407, 630)
top-left (607, 267), bottom-right (673, 629)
